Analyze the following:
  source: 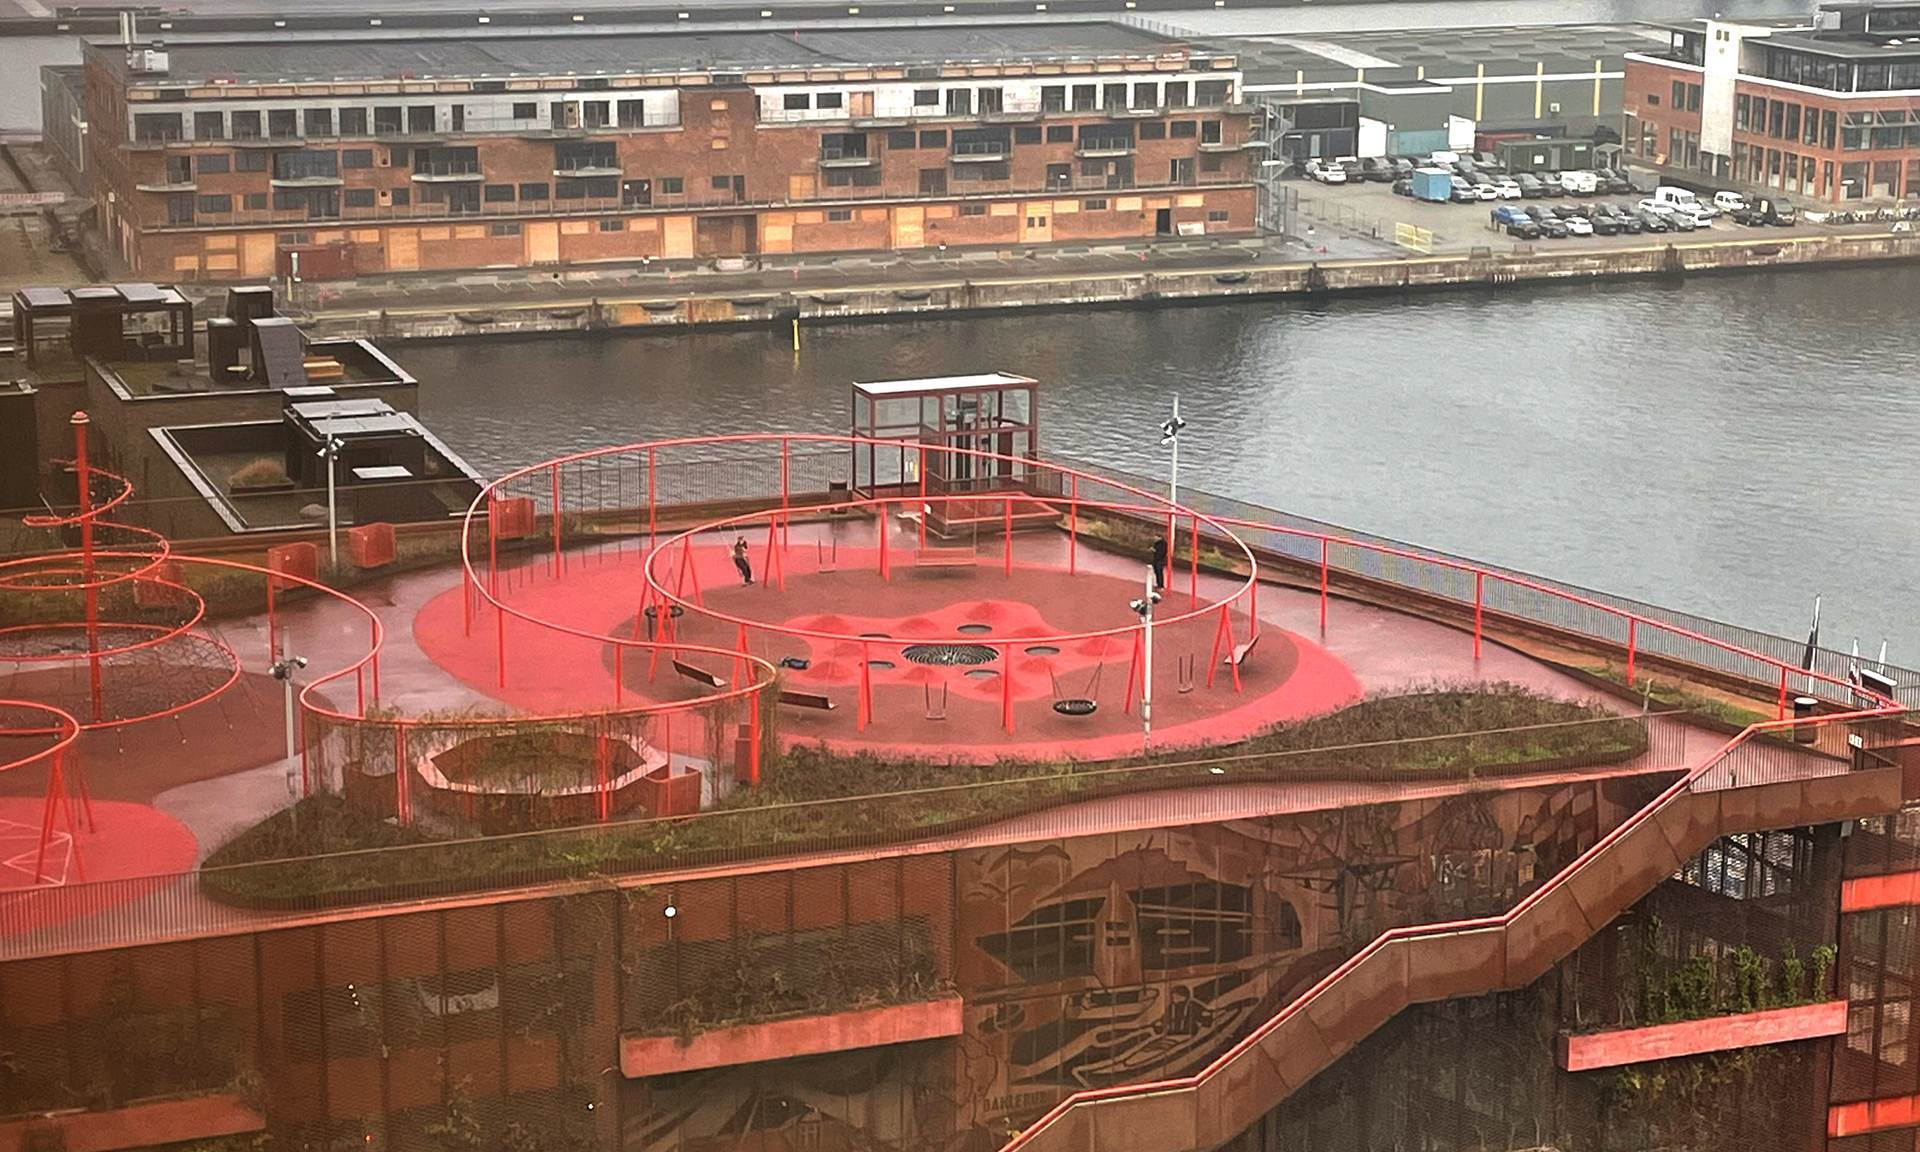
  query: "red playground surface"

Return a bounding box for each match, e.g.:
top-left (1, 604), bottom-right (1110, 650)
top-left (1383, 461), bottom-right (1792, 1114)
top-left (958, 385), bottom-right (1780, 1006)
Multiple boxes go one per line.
top-left (0, 798), bottom-right (197, 931)
top-left (416, 528), bottom-right (1364, 763)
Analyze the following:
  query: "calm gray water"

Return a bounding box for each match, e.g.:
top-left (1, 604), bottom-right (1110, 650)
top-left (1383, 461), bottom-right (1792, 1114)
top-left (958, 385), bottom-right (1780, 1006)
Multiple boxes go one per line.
top-left (401, 265), bottom-right (1920, 658)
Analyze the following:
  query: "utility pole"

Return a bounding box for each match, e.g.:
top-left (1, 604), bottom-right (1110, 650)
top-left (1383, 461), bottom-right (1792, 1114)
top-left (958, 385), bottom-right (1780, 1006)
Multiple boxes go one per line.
top-left (319, 434), bottom-right (342, 570)
top-left (270, 648), bottom-right (308, 831)
top-left (1131, 569), bottom-right (1162, 745)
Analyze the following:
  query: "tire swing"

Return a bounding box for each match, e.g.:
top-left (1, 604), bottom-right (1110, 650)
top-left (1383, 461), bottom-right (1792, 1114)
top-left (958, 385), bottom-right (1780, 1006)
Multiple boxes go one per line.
top-left (1049, 658), bottom-right (1104, 718)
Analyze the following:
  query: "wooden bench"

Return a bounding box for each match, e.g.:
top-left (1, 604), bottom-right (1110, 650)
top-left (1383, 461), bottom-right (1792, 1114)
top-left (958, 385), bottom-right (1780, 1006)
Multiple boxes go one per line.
top-left (672, 659), bottom-right (727, 689)
top-left (778, 689), bottom-right (835, 711)
top-left (1222, 631), bottom-right (1260, 669)
top-left (914, 546), bottom-right (975, 570)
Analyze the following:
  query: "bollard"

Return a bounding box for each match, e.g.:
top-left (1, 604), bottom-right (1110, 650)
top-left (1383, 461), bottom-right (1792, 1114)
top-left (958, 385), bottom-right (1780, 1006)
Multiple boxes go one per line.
top-left (1792, 696), bottom-right (1819, 743)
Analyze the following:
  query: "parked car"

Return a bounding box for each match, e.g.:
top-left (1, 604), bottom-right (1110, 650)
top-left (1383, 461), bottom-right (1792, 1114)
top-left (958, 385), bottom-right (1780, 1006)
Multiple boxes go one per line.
top-left (1565, 214), bottom-right (1594, 236)
top-left (1597, 168), bottom-right (1633, 194)
top-left (1391, 176), bottom-right (1414, 197)
top-left (1588, 210), bottom-right (1621, 236)
top-left (1608, 205), bottom-right (1645, 234)
top-left (1466, 173), bottom-right (1499, 201)
top-left (1665, 207), bottom-right (1701, 231)
top-left (1305, 158), bottom-right (1348, 184)
top-left (1471, 151), bottom-right (1508, 173)
top-left (1637, 197), bottom-right (1676, 218)
top-left (1359, 157), bottom-right (1397, 182)
top-left (1491, 204), bottom-right (1530, 227)
top-left (1388, 157), bottom-right (1416, 177)
top-left (1538, 174), bottom-right (1567, 197)
top-left (1713, 190), bottom-right (1749, 214)
top-left (1514, 173), bottom-right (1546, 199)
top-left (1732, 197), bottom-right (1797, 226)
top-left (1492, 177), bottom-right (1523, 199)
top-left (1634, 207), bottom-right (1671, 232)
top-left (1448, 174), bottom-right (1478, 203)
top-left (1524, 205), bottom-right (1569, 238)
top-left (1430, 150), bottom-right (1462, 168)
top-left (1504, 216), bottom-right (1542, 239)
top-left (1336, 156), bottom-right (1366, 181)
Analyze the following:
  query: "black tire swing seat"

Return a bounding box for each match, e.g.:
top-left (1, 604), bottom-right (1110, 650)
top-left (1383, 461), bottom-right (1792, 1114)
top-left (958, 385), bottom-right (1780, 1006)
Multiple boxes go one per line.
top-left (1049, 658), bottom-right (1105, 718)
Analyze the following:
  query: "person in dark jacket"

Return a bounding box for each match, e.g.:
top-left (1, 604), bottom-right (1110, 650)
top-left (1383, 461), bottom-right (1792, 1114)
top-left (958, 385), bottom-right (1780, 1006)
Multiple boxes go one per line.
top-left (731, 536), bottom-right (753, 586)
top-left (1150, 536), bottom-right (1168, 592)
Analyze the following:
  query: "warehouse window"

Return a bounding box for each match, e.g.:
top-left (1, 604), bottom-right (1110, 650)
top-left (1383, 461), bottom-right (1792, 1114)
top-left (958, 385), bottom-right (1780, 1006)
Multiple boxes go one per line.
top-left (784, 93), bottom-right (811, 111)
top-left (196, 194), bottom-right (232, 213)
top-left (134, 113), bottom-right (182, 142)
top-left (913, 89), bottom-right (939, 107)
top-left (519, 182), bottom-right (549, 200)
top-left (491, 222), bottom-right (522, 236)
top-left (340, 108), bottom-right (368, 136)
top-left (197, 153), bottom-right (230, 175)
top-left (344, 188), bottom-right (375, 208)
top-left (827, 208), bottom-right (853, 221)
top-left (484, 184), bottom-right (515, 202)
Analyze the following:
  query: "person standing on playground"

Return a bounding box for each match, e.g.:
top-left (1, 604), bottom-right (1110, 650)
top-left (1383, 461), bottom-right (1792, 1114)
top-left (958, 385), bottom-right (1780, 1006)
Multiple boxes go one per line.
top-left (1149, 535), bottom-right (1168, 592)
top-left (732, 536), bottom-right (754, 585)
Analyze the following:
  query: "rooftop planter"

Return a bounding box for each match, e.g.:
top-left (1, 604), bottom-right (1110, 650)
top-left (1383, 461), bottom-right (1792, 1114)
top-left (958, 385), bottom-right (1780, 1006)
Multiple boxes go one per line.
top-left (1560, 1000), bottom-right (1848, 1071)
top-left (621, 996), bottom-right (964, 1077)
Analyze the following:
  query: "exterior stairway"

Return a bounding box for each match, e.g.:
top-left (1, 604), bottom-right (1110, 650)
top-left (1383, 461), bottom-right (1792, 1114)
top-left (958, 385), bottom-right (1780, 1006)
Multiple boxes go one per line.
top-left (1001, 716), bottom-right (1913, 1152)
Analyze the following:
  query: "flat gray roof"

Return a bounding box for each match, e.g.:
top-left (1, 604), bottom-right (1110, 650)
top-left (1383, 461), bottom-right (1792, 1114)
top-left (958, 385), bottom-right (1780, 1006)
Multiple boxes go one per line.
top-left (855, 372), bottom-right (1036, 397)
top-left (100, 23), bottom-right (1186, 86)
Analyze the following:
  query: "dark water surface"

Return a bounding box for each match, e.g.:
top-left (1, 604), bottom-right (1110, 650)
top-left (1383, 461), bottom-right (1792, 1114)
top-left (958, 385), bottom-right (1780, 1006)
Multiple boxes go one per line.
top-left (402, 266), bottom-right (1920, 656)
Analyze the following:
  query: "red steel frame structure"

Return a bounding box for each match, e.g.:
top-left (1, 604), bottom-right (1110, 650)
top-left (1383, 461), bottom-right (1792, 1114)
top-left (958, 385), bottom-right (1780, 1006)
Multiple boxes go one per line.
top-left (459, 434), bottom-right (1260, 746)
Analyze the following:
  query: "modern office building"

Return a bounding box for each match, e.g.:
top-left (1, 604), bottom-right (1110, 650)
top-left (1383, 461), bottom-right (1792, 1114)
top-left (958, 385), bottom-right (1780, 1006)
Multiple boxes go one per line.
top-left (77, 23), bottom-right (1262, 281)
top-left (1625, 0), bottom-right (1920, 201)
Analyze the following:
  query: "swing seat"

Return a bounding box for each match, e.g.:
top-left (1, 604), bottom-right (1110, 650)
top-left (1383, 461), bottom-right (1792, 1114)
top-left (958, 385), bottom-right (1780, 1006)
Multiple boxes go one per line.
top-left (1052, 698), bottom-right (1098, 717)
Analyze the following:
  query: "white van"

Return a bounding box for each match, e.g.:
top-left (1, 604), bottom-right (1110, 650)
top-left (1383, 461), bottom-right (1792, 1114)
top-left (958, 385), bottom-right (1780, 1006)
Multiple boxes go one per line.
top-left (1559, 170), bottom-right (1598, 195)
top-left (1654, 185), bottom-right (1714, 219)
top-left (1430, 150), bottom-right (1461, 168)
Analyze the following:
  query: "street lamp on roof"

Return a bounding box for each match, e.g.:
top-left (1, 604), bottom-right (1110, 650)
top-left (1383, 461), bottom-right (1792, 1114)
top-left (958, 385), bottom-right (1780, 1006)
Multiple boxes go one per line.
top-left (318, 434), bottom-right (344, 571)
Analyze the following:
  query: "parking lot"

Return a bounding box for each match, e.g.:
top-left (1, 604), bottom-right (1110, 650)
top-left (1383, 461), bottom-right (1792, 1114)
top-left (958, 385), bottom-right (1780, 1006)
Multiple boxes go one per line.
top-left (1290, 171), bottom-right (1846, 257)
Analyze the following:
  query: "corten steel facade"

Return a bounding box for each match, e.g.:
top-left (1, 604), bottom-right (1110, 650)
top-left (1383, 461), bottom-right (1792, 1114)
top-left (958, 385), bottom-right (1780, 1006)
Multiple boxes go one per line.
top-left (1624, 2), bottom-right (1920, 203)
top-left (79, 25), bottom-right (1261, 281)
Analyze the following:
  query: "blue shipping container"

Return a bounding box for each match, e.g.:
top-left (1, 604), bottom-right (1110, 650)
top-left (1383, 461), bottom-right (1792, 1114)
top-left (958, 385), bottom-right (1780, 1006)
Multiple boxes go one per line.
top-left (1411, 167), bottom-right (1453, 203)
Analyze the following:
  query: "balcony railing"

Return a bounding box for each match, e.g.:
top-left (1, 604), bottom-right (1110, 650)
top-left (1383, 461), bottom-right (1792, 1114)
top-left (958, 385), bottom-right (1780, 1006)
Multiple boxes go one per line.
top-left (411, 162), bottom-right (483, 181)
top-left (757, 95), bottom-right (1238, 126)
top-left (1074, 140), bottom-right (1136, 158)
top-left (951, 141), bottom-right (1010, 162)
top-left (818, 149), bottom-right (875, 168)
top-left (141, 171), bottom-right (1256, 233)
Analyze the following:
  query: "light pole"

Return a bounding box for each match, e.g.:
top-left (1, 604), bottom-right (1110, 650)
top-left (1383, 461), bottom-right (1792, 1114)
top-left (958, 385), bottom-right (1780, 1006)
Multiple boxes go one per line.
top-left (1131, 569), bottom-right (1162, 745)
top-left (318, 434), bottom-right (343, 570)
top-left (270, 649), bottom-right (309, 829)
top-left (1160, 394), bottom-right (1187, 514)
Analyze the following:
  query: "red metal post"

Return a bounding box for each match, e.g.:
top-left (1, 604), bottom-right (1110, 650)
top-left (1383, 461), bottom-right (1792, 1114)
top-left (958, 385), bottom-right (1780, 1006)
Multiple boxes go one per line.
top-left (70, 413), bottom-right (103, 724)
top-left (1473, 571), bottom-right (1485, 660)
top-left (266, 580), bottom-right (279, 663)
top-left (1188, 515), bottom-right (1200, 606)
top-left (858, 641), bottom-right (873, 731)
top-left (1068, 474), bottom-right (1079, 575)
top-left (393, 724), bottom-right (408, 825)
top-left (1001, 643), bottom-right (1014, 734)
top-left (1318, 537), bottom-right (1329, 634)
top-left (299, 709), bottom-right (311, 796)
top-left (1123, 627), bottom-right (1144, 714)
top-left (1625, 618), bottom-right (1638, 687)
top-left (487, 496), bottom-right (500, 599)
top-left (614, 645), bottom-right (625, 707)
top-left (748, 692), bottom-right (763, 788)
top-left (918, 446), bottom-right (928, 550)
top-left (780, 436), bottom-right (791, 554)
top-left (647, 447), bottom-right (658, 551)
top-left (550, 464), bottom-right (564, 578)
top-left (1003, 497), bottom-right (1013, 576)
top-left (369, 619), bottom-right (381, 704)
top-left (879, 501), bottom-right (892, 581)
top-left (496, 600), bottom-right (507, 688)
top-left (1249, 575), bottom-right (1260, 637)
top-left (356, 667), bottom-right (365, 715)
top-left (1778, 665), bottom-right (1790, 720)
top-left (1207, 604), bottom-right (1234, 690)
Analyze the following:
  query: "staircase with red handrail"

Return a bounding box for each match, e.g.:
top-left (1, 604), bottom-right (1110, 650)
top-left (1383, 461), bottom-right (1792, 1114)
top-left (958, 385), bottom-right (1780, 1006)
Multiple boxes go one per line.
top-left (1000, 712), bottom-right (1913, 1152)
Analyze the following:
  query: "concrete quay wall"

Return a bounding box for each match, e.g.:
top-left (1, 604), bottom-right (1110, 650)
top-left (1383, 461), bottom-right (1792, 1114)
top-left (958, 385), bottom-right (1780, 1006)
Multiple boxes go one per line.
top-left (303, 230), bottom-right (1920, 342)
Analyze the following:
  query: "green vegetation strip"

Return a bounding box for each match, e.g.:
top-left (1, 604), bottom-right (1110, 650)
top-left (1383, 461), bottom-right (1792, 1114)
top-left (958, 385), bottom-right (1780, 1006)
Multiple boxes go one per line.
top-left (202, 686), bottom-right (1651, 910)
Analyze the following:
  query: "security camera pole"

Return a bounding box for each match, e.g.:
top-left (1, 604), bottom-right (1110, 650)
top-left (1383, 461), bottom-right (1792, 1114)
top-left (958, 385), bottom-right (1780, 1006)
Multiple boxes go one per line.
top-left (270, 646), bottom-right (309, 831)
top-left (1131, 569), bottom-right (1162, 745)
top-left (318, 434), bottom-right (344, 570)
top-left (1160, 395), bottom-right (1186, 527)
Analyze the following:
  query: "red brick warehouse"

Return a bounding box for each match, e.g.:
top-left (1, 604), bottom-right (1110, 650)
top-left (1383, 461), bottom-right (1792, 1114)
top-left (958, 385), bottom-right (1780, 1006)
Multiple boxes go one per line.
top-left (85, 22), bottom-right (1267, 280)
